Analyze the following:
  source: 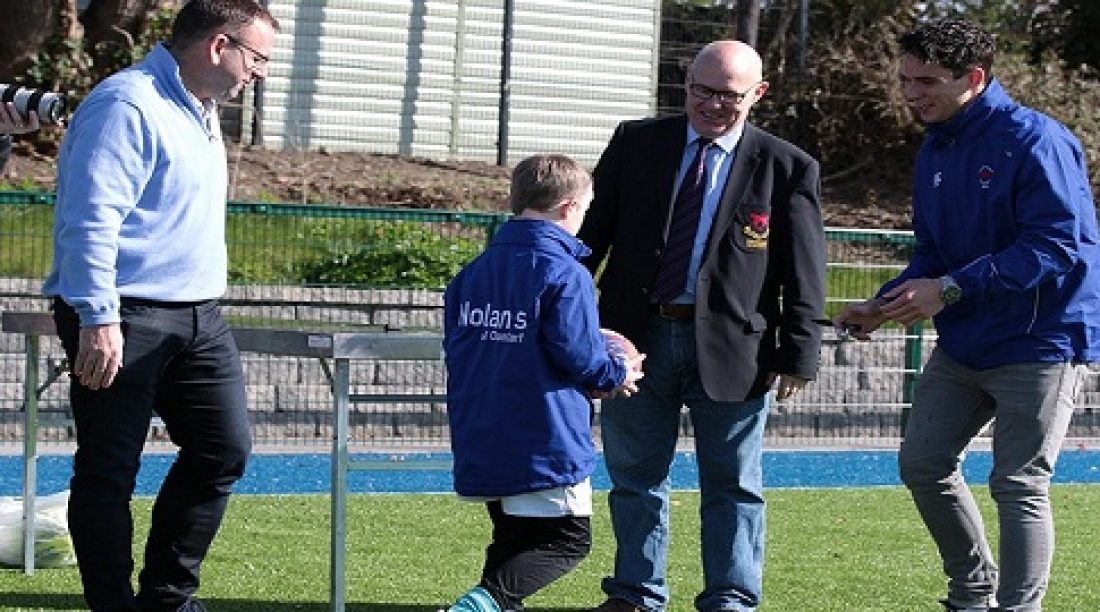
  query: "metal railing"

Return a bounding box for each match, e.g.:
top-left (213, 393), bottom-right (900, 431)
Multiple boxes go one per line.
top-left (2, 193), bottom-right (1098, 448)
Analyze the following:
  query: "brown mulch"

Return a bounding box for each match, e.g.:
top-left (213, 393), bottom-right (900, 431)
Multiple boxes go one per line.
top-left (2, 141), bottom-right (913, 228)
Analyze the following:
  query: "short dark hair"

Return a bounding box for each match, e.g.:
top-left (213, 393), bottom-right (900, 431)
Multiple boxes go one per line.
top-left (899, 18), bottom-right (995, 79)
top-left (170, 0), bottom-right (279, 50)
top-left (509, 154), bottom-right (591, 215)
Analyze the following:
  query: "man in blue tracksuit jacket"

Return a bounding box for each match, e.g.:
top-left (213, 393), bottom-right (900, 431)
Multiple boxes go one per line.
top-left (443, 154), bottom-right (641, 612)
top-left (835, 19), bottom-right (1100, 612)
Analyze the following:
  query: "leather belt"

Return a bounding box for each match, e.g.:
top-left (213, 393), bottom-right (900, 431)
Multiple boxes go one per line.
top-left (650, 303), bottom-right (695, 320)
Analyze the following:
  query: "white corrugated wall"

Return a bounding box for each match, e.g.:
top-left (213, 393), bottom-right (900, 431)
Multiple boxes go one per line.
top-left (255, 0), bottom-right (659, 166)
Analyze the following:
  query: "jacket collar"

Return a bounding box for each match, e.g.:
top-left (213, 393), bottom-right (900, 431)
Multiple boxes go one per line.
top-left (926, 78), bottom-right (1013, 144)
top-left (685, 121), bottom-right (744, 154)
top-left (145, 42), bottom-right (214, 129)
top-left (495, 218), bottom-right (591, 260)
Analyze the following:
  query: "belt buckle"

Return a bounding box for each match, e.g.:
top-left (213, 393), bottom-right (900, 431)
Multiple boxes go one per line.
top-left (657, 303), bottom-right (689, 320)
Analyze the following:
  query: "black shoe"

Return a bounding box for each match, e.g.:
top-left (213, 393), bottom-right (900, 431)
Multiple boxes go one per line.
top-left (940, 599), bottom-right (997, 611)
top-left (589, 599), bottom-right (644, 612)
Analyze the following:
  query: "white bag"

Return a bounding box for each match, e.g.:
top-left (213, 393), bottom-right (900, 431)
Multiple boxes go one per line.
top-left (0, 490), bottom-right (77, 568)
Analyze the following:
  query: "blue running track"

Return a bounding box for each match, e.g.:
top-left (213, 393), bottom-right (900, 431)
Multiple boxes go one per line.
top-left (2, 449), bottom-right (1099, 496)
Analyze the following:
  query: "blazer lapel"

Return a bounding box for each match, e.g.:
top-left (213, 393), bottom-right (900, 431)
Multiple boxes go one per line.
top-left (707, 123), bottom-right (762, 254)
top-left (654, 117), bottom-right (689, 238)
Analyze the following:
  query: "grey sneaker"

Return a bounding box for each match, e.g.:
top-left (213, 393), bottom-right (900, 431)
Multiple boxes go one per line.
top-left (178, 599), bottom-right (208, 612)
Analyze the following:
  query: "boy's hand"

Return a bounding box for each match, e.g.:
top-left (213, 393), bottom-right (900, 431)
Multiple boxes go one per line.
top-left (615, 353), bottom-right (646, 397)
top-left (592, 353), bottom-right (646, 399)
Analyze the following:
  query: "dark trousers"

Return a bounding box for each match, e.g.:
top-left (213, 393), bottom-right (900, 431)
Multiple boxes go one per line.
top-left (54, 298), bottom-right (251, 612)
top-left (479, 500), bottom-right (592, 610)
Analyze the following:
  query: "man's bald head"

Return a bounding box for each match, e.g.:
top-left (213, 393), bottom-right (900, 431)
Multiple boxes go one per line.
top-left (684, 40), bottom-right (769, 139)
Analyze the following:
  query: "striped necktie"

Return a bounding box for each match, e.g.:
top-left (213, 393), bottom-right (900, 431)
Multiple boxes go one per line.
top-left (651, 138), bottom-right (712, 304)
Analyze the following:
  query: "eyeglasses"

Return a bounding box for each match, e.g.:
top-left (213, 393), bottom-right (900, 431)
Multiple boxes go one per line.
top-left (686, 81), bottom-right (759, 106)
top-left (225, 34), bottom-right (270, 67)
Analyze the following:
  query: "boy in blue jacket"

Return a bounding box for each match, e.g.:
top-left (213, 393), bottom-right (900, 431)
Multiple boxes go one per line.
top-left (443, 154), bottom-right (643, 612)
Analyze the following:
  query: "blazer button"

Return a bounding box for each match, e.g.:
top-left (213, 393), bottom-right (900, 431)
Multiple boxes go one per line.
top-left (654, 248), bottom-right (662, 257)
top-left (641, 287), bottom-right (650, 295)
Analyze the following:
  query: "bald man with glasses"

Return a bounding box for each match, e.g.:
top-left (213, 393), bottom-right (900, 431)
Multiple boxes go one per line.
top-left (578, 40), bottom-right (826, 612)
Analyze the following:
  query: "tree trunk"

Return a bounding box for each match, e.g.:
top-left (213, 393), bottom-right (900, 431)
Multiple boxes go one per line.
top-left (0, 1), bottom-right (62, 83)
top-left (80, 0), bottom-right (163, 71)
top-left (736, 0), bottom-right (761, 48)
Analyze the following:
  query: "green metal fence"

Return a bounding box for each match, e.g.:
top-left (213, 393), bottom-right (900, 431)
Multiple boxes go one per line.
top-left (0, 191), bottom-right (510, 289)
top-left (3, 193), bottom-right (1098, 448)
top-left (3, 191), bottom-right (915, 297)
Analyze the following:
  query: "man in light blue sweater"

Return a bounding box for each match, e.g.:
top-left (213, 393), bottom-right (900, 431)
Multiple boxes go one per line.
top-left (42, 1), bottom-right (278, 610)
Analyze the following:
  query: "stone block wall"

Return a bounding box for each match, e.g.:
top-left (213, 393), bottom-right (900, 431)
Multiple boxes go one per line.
top-left (3, 281), bottom-right (1099, 448)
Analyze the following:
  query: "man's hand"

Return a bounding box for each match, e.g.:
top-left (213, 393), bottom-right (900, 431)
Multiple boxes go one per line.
top-left (0, 103), bottom-right (41, 135)
top-left (74, 324), bottom-right (124, 390)
top-left (767, 373), bottom-right (808, 401)
top-left (879, 278), bottom-right (944, 326)
top-left (832, 297), bottom-right (888, 341)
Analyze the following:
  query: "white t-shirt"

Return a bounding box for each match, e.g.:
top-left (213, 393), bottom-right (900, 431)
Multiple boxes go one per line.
top-left (461, 478), bottom-right (592, 517)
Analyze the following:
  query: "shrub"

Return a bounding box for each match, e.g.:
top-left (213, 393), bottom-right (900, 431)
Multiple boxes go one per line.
top-left (748, 0), bottom-right (1100, 201)
top-left (296, 221), bottom-right (484, 289)
top-left (1003, 58), bottom-right (1100, 192)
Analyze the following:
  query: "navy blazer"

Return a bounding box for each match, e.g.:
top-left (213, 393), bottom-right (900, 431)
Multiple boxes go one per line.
top-left (578, 114), bottom-right (826, 401)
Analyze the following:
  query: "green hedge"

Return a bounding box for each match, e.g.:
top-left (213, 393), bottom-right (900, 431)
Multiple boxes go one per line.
top-left (294, 220), bottom-right (484, 289)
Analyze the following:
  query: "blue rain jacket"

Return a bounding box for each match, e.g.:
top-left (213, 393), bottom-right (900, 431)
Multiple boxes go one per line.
top-left (881, 79), bottom-right (1100, 368)
top-left (444, 218), bottom-right (626, 496)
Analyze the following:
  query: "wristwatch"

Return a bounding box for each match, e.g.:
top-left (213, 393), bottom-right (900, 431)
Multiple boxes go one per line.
top-left (940, 275), bottom-right (962, 305)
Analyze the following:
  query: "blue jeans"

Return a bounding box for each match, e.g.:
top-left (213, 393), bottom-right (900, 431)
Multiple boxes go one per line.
top-left (600, 316), bottom-right (768, 611)
top-left (898, 348), bottom-right (1082, 612)
top-left (54, 298), bottom-right (251, 612)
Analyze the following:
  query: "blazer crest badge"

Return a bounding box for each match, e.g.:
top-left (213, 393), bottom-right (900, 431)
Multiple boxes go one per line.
top-left (742, 211), bottom-right (770, 249)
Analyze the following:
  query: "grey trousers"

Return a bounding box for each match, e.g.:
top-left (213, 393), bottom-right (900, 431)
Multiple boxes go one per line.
top-left (898, 348), bottom-right (1083, 612)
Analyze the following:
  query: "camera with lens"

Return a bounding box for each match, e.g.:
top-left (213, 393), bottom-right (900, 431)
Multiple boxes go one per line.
top-left (1, 83), bottom-right (67, 125)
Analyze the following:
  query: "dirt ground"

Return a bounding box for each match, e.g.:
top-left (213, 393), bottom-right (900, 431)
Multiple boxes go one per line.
top-left (2, 141), bottom-right (913, 229)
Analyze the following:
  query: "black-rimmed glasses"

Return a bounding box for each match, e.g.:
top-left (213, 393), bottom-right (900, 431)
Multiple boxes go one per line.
top-left (225, 34), bottom-right (270, 67)
top-left (686, 81), bottom-right (759, 105)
